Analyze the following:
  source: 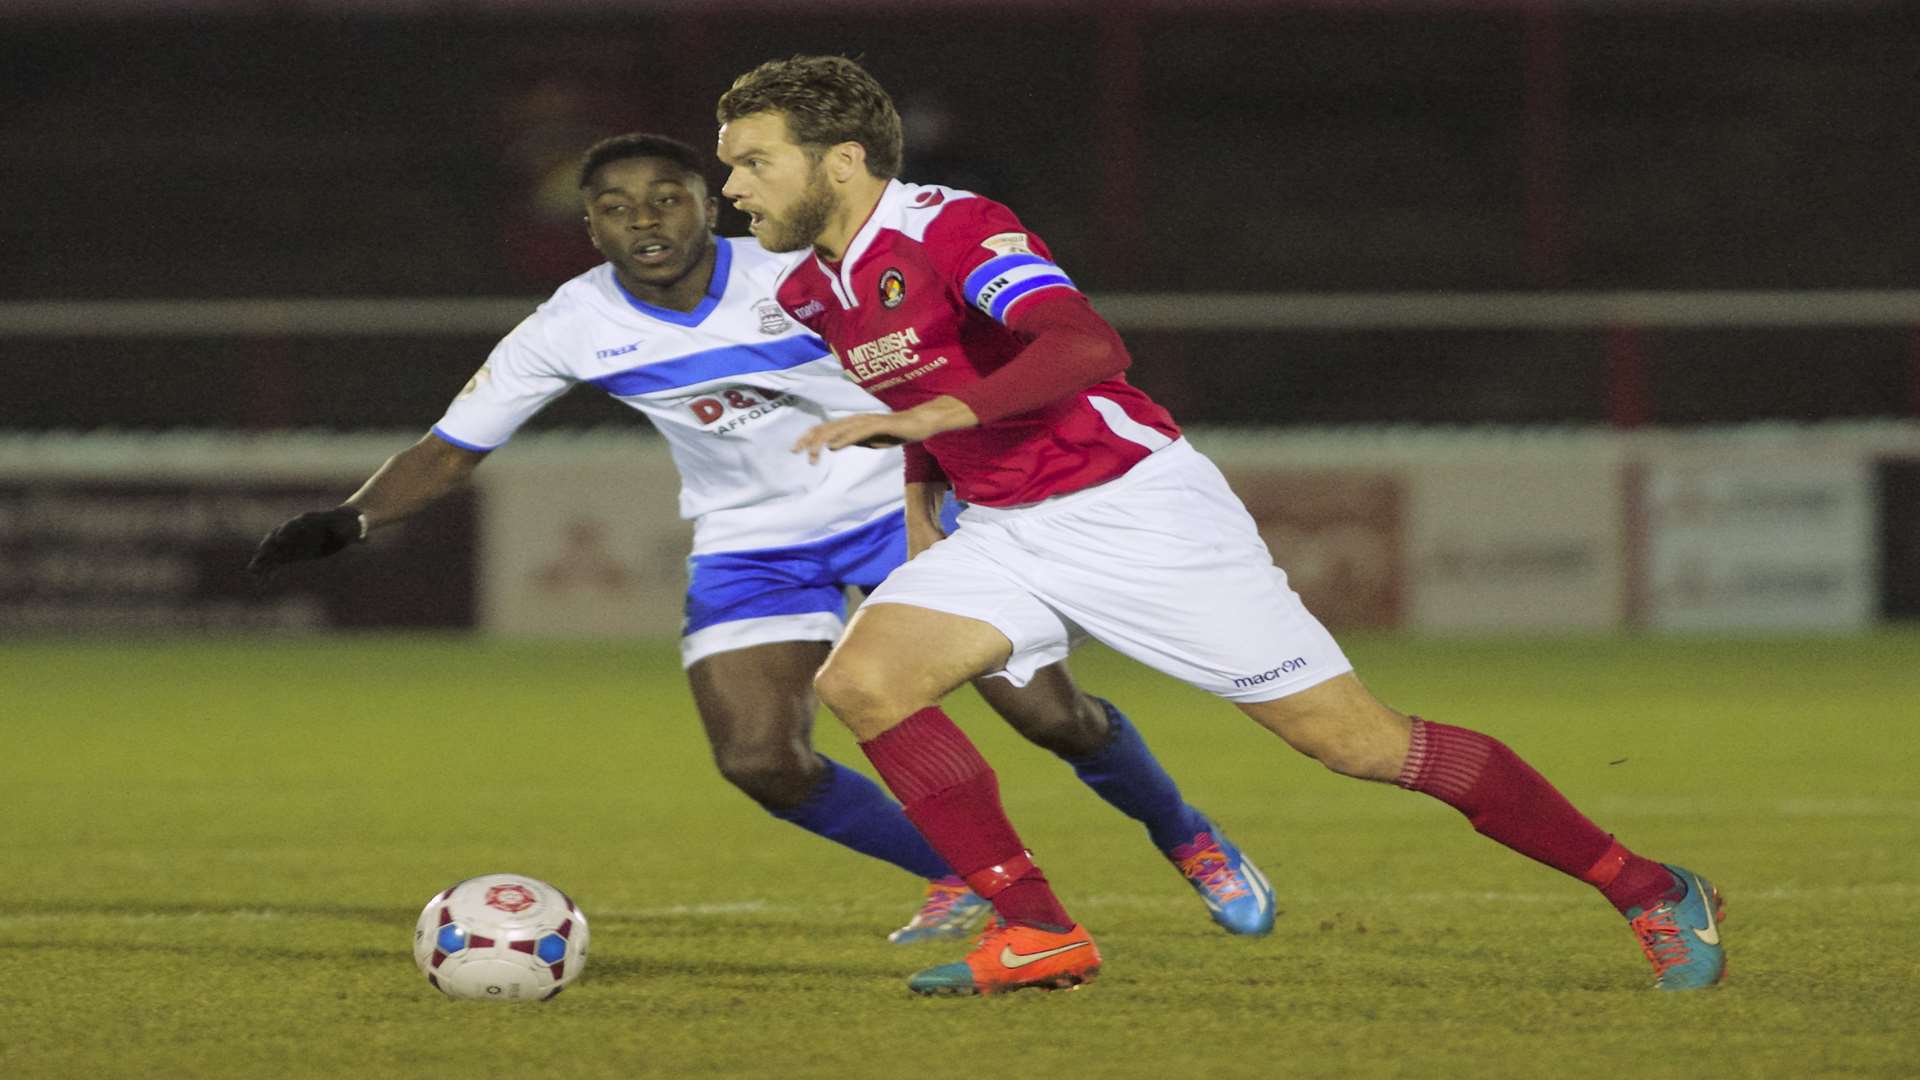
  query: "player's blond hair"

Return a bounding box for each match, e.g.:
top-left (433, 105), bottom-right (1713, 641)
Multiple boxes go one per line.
top-left (717, 55), bottom-right (903, 180)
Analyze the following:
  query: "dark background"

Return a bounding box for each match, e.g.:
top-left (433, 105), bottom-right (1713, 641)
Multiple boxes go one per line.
top-left (3, 0), bottom-right (1916, 430)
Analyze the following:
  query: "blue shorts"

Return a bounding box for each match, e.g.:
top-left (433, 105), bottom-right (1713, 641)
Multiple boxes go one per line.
top-left (679, 501), bottom-right (961, 667)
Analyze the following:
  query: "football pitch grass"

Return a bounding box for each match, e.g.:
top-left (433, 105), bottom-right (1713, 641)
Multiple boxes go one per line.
top-left (3, 633), bottom-right (1916, 1079)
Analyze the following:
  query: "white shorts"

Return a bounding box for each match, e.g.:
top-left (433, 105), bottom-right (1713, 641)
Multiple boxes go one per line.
top-left (863, 439), bottom-right (1353, 703)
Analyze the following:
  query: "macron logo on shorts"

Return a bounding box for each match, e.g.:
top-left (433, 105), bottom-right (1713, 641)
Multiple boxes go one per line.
top-left (1232, 657), bottom-right (1308, 689)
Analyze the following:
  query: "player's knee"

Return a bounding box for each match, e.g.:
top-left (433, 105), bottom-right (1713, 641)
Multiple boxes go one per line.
top-left (713, 741), bottom-right (818, 808)
top-left (812, 651), bottom-right (900, 725)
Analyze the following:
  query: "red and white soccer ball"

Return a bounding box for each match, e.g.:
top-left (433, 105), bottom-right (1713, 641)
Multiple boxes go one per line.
top-left (413, 874), bottom-right (589, 1001)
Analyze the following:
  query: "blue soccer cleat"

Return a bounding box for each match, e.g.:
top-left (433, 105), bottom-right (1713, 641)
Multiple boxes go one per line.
top-left (1168, 824), bottom-right (1275, 936)
top-left (1625, 864), bottom-right (1727, 990)
top-left (889, 877), bottom-right (993, 944)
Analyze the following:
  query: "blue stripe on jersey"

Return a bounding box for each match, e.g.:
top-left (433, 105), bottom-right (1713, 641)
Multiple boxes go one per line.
top-left (988, 274), bottom-right (1075, 323)
top-left (962, 253), bottom-right (1051, 306)
top-left (589, 335), bottom-right (831, 397)
top-left (611, 238), bottom-right (734, 327)
top-left (430, 425), bottom-right (499, 453)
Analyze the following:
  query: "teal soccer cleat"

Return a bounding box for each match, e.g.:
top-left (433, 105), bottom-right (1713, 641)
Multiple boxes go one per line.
top-left (1168, 825), bottom-right (1275, 936)
top-left (889, 877), bottom-right (993, 944)
top-left (1625, 864), bottom-right (1727, 990)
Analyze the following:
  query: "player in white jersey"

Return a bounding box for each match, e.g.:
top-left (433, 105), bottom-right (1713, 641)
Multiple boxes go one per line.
top-left (248, 134), bottom-right (1276, 942)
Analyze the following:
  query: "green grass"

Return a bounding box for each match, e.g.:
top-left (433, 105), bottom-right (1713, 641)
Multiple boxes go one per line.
top-left (2, 633), bottom-right (1917, 1079)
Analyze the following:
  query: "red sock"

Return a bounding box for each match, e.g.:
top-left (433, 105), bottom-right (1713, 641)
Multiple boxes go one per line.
top-left (861, 707), bottom-right (1073, 929)
top-left (1395, 718), bottom-right (1678, 913)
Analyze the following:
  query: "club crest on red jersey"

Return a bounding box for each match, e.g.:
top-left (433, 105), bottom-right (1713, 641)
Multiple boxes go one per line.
top-left (879, 268), bottom-right (907, 308)
top-left (981, 232), bottom-right (1033, 257)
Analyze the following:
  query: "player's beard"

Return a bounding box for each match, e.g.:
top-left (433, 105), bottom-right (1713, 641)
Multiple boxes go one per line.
top-left (759, 164), bottom-right (836, 253)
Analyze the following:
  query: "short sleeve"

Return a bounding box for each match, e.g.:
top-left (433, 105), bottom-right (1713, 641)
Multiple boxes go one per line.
top-left (430, 312), bottom-right (576, 452)
top-left (928, 199), bottom-right (1082, 328)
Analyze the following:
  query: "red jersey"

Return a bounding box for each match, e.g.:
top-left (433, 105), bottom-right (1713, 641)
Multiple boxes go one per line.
top-left (775, 181), bottom-right (1181, 507)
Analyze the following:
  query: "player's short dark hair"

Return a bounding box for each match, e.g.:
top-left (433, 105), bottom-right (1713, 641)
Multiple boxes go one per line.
top-left (576, 133), bottom-right (708, 190)
top-left (716, 55), bottom-right (903, 180)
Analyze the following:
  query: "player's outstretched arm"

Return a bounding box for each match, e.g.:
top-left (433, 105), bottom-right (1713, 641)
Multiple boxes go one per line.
top-left (246, 432), bottom-right (487, 578)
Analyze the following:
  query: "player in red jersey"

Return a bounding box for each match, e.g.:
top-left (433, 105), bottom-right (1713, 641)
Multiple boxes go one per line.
top-left (717, 56), bottom-right (1726, 996)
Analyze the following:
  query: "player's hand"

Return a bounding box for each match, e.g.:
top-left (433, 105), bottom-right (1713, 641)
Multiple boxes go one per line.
top-left (247, 507), bottom-right (366, 578)
top-left (791, 396), bottom-right (979, 464)
top-left (791, 413), bottom-right (923, 462)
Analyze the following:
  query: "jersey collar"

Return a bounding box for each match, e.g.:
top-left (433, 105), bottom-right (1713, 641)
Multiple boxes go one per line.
top-left (612, 235), bottom-right (732, 327)
top-left (813, 179), bottom-right (903, 311)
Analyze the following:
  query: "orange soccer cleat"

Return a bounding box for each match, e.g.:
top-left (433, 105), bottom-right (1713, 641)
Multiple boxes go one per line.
top-left (905, 921), bottom-right (1101, 996)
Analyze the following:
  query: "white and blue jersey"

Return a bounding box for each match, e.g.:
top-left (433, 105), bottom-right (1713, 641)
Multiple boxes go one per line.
top-left (432, 237), bottom-right (917, 665)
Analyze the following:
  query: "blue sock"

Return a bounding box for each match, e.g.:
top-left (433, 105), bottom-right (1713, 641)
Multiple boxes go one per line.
top-left (1064, 699), bottom-right (1211, 854)
top-left (767, 757), bottom-right (953, 880)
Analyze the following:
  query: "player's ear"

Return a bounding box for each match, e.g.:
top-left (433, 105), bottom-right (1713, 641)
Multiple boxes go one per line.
top-left (704, 196), bottom-right (720, 230)
top-left (827, 141), bottom-right (865, 183)
top-left (585, 215), bottom-right (603, 254)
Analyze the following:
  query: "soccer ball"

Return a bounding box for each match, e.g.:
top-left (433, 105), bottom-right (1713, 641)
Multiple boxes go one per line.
top-left (413, 873), bottom-right (589, 1001)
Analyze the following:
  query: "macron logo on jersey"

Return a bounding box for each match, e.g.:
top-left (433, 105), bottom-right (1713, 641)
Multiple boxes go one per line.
top-left (595, 340), bottom-right (644, 360)
top-left (1232, 658), bottom-right (1309, 688)
top-left (964, 253), bottom-right (1076, 325)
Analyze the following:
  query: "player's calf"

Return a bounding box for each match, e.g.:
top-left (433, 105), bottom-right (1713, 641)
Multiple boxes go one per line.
top-left (1239, 677), bottom-right (1414, 783)
top-left (972, 666), bottom-right (1112, 758)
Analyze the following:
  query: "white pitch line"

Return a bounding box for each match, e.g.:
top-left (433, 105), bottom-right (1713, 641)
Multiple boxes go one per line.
top-left (0, 909), bottom-right (292, 925)
top-left (597, 900), bottom-right (777, 918)
top-left (1, 882), bottom-right (1912, 928)
top-left (1774, 798), bottom-right (1920, 817)
top-left (0, 900), bottom-right (785, 927)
